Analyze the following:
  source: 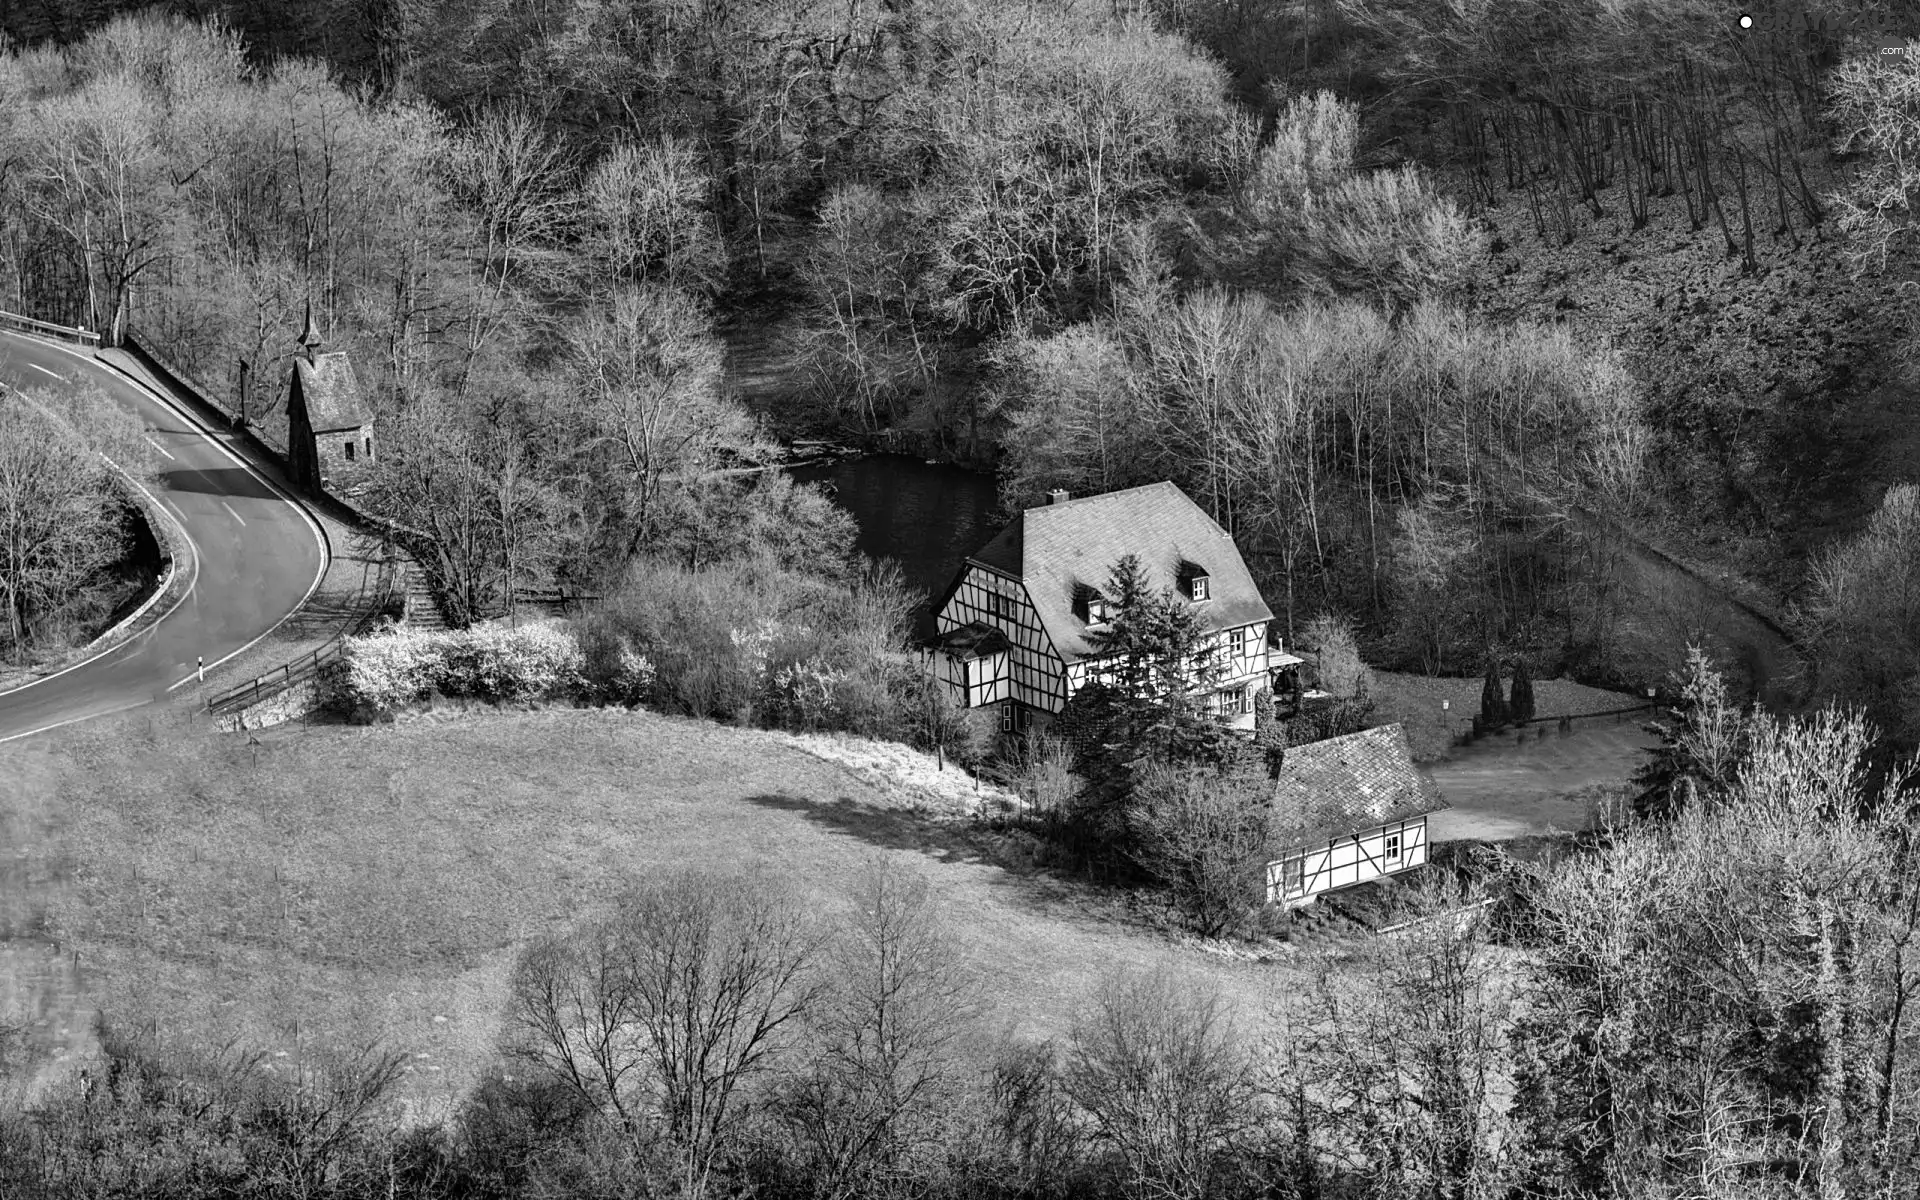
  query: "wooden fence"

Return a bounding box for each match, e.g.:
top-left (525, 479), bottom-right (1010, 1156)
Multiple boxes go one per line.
top-left (1378, 897), bottom-right (1499, 938)
top-left (1452, 699), bottom-right (1659, 746)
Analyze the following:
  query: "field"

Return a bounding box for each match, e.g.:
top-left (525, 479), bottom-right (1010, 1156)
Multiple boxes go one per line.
top-left (6, 704), bottom-right (1307, 1122)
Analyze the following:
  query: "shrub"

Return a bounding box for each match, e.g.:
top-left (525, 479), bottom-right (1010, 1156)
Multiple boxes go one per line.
top-left (580, 554), bottom-right (921, 738)
top-left (1508, 658), bottom-right (1537, 724)
top-left (765, 654), bottom-right (844, 731)
top-left (462, 623), bottom-right (585, 700)
top-left (580, 625), bottom-right (660, 706)
top-left (1127, 761), bottom-right (1274, 936)
top-left (1479, 660), bottom-right (1509, 730)
top-left (902, 668), bottom-right (996, 771)
top-left (320, 625), bottom-right (446, 714)
top-left (828, 654), bottom-right (915, 741)
top-left (325, 624), bottom-right (585, 716)
top-left (1301, 612), bottom-right (1369, 699)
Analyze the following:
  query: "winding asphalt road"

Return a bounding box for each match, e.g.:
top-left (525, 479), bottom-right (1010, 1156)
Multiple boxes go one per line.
top-left (0, 331), bottom-right (327, 743)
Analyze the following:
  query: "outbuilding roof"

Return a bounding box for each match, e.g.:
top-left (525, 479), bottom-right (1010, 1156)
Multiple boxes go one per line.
top-left (1269, 723), bottom-right (1448, 852)
top-left (288, 352), bottom-right (369, 432)
top-left (964, 482), bottom-right (1273, 662)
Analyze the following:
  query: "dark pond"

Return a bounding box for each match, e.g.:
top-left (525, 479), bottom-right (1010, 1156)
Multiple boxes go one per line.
top-left (789, 453), bottom-right (1004, 635)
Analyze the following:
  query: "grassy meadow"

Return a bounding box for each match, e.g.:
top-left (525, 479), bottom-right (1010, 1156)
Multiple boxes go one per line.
top-left (8, 704), bottom-right (1305, 1121)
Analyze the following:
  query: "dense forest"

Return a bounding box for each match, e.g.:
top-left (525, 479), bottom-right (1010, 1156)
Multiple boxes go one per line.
top-left (4, 0), bottom-right (1914, 708)
top-left (4, 1), bottom-right (1920, 1196)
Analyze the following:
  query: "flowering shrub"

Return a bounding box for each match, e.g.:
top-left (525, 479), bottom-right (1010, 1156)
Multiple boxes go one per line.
top-left (447, 623), bottom-right (584, 700)
top-left (765, 656), bottom-right (843, 731)
top-left (729, 618), bottom-right (785, 690)
top-left (609, 640), bottom-right (659, 705)
top-left (319, 626), bottom-right (445, 714)
top-left (325, 623), bottom-right (585, 716)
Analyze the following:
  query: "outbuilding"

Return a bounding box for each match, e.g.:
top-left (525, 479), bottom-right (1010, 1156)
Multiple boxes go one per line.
top-left (284, 304), bottom-right (373, 494)
top-left (1265, 723), bottom-right (1448, 906)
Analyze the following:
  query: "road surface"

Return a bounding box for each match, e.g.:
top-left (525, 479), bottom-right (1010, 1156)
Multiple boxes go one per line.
top-left (0, 331), bottom-right (327, 742)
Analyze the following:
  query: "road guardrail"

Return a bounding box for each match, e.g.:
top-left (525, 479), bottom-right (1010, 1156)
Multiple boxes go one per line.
top-left (0, 309), bottom-right (100, 347)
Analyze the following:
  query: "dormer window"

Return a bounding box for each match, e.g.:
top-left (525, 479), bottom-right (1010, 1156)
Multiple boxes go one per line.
top-left (1177, 560), bottom-right (1211, 603)
top-left (1087, 596), bottom-right (1112, 627)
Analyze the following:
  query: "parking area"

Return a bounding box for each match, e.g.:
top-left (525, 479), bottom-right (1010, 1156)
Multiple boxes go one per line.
top-left (1421, 718), bottom-right (1661, 843)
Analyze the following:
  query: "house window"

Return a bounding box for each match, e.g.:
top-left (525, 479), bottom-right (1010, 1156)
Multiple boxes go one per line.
top-left (1240, 686), bottom-right (1254, 715)
top-left (364, 437), bottom-right (372, 458)
top-left (988, 590), bottom-right (1016, 620)
top-left (1189, 576), bottom-right (1210, 602)
top-left (344, 440), bottom-right (355, 461)
top-left (1280, 857), bottom-right (1305, 897)
top-left (1087, 596), bottom-right (1111, 627)
top-left (1018, 708), bottom-right (1033, 732)
top-left (1384, 831), bottom-right (1403, 863)
top-left (1000, 706), bottom-right (1014, 732)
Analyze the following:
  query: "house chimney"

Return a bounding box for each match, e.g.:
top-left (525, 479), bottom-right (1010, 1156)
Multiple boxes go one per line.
top-left (1047, 488), bottom-right (1069, 505)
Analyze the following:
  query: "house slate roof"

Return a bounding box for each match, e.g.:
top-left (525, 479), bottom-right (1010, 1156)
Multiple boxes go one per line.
top-left (963, 482), bottom-right (1274, 663)
top-left (1268, 723), bottom-right (1448, 853)
top-left (288, 352), bottom-right (370, 432)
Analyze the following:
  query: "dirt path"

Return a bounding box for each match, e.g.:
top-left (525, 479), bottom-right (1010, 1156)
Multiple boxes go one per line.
top-left (1606, 526), bottom-right (1802, 710)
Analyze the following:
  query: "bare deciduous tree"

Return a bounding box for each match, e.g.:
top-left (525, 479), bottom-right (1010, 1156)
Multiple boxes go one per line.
top-left (561, 285), bottom-right (758, 562)
top-left (577, 136), bottom-right (726, 296)
top-left (1064, 967), bottom-right (1262, 1200)
top-left (444, 102), bottom-right (573, 363)
top-left (780, 861), bottom-right (983, 1199)
top-left (1299, 883), bottom-right (1517, 1200)
top-left (796, 183), bottom-right (938, 432)
top-left (1127, 762), bottom-right (1273, 937)
top-left (510, 868), bottom-right (823, 1198)
top-left (0, 388), bottom-right (141, 660)
top-left (1830, 44), bottom-right (1920, 277)
top-left (1794, 485), bottom-right (1920, 749)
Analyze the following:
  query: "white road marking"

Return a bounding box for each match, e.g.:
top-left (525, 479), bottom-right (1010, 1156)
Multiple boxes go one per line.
top-left (220, 500), bottom-right (246, 526)
top-left (0, 329), bottom-right (330, 715)
top-left (27, 362), bottom-right (64, 381)
top-left (0, 456), bottom-right (205, 740)
top-left (0, 700), bottom-right (150, 745)
top-left (143, 433), bottom-right (175, 460)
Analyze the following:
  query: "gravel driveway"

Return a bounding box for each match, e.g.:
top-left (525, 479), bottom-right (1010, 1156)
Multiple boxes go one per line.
top-left (1421, 718), bottom-right (1661, 842)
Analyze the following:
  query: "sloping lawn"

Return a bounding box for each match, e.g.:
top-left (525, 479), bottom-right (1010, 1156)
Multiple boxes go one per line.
top-left (21, 705), bottom-right (1304, 1118)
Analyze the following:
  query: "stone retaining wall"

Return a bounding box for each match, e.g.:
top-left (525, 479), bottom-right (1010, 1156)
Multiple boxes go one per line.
top-left (215, 678), bottom-right (319, 732)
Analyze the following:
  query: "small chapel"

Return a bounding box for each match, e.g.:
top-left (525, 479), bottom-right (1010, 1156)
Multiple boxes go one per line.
top-left (284, 303), bottom-right (373, 494)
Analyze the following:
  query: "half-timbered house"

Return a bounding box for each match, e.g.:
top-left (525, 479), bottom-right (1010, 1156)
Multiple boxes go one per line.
top-left (930, 482), bottom-right (1301, 735)
top-left (1264, 723), bottom-right (1448, 906)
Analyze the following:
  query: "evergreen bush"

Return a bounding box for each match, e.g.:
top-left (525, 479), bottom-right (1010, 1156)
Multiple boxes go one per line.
top-left (1479, 661), bottom-right (1509, 730)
